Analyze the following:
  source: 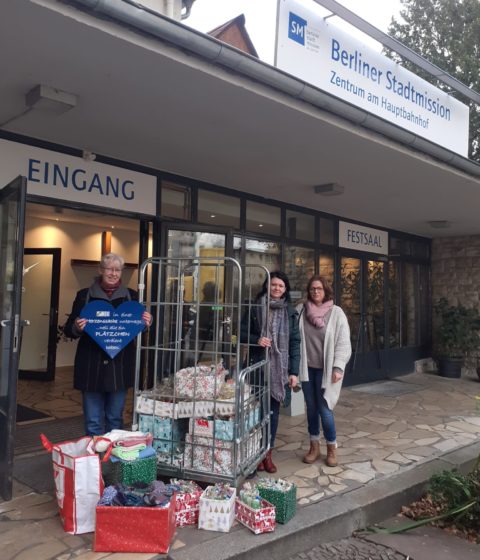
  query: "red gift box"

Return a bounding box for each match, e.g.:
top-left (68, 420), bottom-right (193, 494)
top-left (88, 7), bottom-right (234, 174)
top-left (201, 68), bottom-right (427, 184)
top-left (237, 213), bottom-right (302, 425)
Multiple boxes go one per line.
top-left (235, 498), bottom-right (276, 535)
top-left (94, 495), bottom-right (176, 553)
top-left (173, 482), bottom-right (203, 527)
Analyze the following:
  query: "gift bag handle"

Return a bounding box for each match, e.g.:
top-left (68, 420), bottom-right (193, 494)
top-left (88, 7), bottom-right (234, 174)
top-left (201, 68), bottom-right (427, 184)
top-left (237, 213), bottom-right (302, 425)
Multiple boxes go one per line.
top-left (40, 433), bottom-right (54, 453)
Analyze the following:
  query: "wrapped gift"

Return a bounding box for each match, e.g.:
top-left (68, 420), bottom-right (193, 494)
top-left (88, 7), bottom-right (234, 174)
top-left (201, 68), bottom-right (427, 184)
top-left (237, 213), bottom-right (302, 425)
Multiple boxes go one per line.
top-left (94, 495), bottom-right (176, 553)
top-left (156, 449), bottom-right (183, 468)
top-left (138, 415), bottom-right (188, 453)
top-left (189, 405), bottom-right (260, 441)
top-left (174, 363), bottom-right (226, 400)
top-left (170, 479), bottom-right (203, 527)
top-left (235, 498), bottom-right (276, 534)
top-left (198, 485), bottom-right (236, 532)
top-left (103, 454), bottom-right (157, 486)
top-left (257, 479), bottom-right (297, 524)
top-left (183, 429), bottom-right (261, 476)
top-left (135, 392), bottom-right (194, 418)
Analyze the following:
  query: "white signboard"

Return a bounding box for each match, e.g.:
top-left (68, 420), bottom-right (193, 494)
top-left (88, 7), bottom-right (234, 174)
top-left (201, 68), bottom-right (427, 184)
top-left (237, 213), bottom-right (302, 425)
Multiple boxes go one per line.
top-left (339, 221), bottom-right (388, 255)
top-left (276, 0), bottom-right (469, 157)
top-left (0, 139), bottom-right (157, 215)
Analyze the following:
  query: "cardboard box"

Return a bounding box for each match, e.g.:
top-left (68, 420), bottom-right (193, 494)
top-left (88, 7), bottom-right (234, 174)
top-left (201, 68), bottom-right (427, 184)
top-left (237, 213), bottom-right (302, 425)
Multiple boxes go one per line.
top-left (94, 495), bottom-right (176, 553)
top-left (235, 498), bottom-right (276, 534)
top-left (198, 486), bottom-right (236, 532)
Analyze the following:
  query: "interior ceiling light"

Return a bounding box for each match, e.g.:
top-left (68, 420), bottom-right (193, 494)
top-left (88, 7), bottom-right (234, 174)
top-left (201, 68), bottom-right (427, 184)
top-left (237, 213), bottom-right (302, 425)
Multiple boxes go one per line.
top-left (428, 220), bottom-right (451, 229)
top-left (25, 84), bottom-right (77, 115)
top-left (314, 183), bottom-right (345, 196)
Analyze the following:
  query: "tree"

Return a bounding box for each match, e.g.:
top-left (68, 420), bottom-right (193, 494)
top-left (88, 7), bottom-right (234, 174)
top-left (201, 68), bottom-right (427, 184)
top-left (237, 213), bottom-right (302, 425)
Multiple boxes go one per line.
top-left (386, 0), bottom-right (480, 162)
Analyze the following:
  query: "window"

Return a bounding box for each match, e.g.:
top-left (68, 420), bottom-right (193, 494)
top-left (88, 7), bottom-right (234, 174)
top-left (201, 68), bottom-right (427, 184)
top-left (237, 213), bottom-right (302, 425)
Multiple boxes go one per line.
top-left (244, 238), bottom-right (281, 297)
top-left (340, 256), bottom-right (361, 349)
top-left (198, 190), bottom-right (240, 229)
top-left (161, 181), bottom-right (191, 220)
top-left (402, 263), bottom-right (417, 346)
top-left (366, 260), bottom-right (385, 350)
top-left (388, 261), bottom-right (401, 348)
top-left (246, 201), bottom-right (281, 236)
top-left (285, 245), bottom-right (315, 303)
top-left (286, 210), bottom-right (315, 242)
top-left (319, 253), bottom-right (335, 284)
top-left (319, 217), bottom-right (334, 245)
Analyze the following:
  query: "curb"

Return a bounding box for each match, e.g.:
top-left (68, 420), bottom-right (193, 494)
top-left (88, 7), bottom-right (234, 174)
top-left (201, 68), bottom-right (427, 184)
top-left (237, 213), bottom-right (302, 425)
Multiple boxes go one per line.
top-left (168, 440), bottom-right (480, 560)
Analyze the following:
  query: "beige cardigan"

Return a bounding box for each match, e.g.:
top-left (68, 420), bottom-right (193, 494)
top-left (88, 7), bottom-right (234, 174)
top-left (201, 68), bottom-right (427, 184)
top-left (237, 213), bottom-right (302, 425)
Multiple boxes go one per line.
top-left (296, 304), bottom-right (352, 410)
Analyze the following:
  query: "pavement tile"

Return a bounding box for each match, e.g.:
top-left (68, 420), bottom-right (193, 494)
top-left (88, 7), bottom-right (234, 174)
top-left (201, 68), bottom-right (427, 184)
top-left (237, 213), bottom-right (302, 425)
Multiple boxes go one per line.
top-left (13, 539), bottom-right (68, 560)
top-left (338, 469), bottom-right (374, 483)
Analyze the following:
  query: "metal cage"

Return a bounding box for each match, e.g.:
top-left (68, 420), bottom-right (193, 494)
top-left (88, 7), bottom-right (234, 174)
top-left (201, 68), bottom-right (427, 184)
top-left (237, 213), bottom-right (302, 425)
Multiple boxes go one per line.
top-left (132, 256), bottom-right (271, 486)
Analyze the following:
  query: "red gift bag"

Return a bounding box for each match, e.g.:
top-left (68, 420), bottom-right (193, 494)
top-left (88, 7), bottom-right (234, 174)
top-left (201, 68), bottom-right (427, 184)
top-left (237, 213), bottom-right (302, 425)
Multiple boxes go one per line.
top-left (94, 494), bottom-right (177, 553)
top-left (41, 434), bottom-right (104, 534)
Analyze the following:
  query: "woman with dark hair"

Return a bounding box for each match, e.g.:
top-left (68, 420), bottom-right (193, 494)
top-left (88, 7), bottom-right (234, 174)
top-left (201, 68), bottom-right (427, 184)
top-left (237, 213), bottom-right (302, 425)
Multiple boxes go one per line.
top-left (64, 253), bottom-right (152, 436)
top-left (241, 271), bottom-right (300, 473)
top-left (297, 275), bottom-right (351, 467)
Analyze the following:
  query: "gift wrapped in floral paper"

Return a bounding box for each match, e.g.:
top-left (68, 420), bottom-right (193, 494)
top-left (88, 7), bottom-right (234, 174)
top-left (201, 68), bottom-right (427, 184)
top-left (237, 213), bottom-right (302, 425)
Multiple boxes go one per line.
top-left (188, 404), bottom-right (260, 441)
top-left (169, 478), bottom-right (203, 527)
top-left (198, 484), bottom-right (236, 532)
top-left (174, 363), bottom-right (227, 400)
top-left (183, 429), bottom-right (261, 476)
top-left (256, 478), bottom-right (296, 524)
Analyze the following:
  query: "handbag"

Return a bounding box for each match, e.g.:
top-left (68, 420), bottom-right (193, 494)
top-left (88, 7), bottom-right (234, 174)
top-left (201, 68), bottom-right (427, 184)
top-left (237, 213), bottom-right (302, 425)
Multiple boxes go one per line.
top-left (41, 434), bottom-right (104, 534)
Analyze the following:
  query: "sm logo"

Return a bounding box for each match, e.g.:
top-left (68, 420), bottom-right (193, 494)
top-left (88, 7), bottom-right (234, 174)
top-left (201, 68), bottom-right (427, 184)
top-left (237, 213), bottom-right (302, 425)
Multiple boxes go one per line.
top-left (288, 12), bottom-right (307, 46)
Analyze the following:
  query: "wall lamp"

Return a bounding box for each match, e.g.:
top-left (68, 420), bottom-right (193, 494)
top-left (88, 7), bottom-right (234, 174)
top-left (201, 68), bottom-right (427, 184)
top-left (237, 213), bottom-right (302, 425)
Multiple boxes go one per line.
top-left (428, 220), bottom-right (451, 229)
top-left (26, 85), bottom-right (77, 115)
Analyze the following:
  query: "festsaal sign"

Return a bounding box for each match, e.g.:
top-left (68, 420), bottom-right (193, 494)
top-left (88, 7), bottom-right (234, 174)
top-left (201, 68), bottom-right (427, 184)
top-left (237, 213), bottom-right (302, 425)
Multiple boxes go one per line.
top-left (0, 138), bottom-right (157, 215)
top-left (275, 0), bottom-right (469, 157)
top-left (339, 221), bottom-right (388, 255)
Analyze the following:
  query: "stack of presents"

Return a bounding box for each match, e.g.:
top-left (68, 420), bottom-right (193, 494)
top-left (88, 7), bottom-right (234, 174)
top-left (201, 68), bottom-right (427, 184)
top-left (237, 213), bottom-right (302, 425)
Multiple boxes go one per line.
top-left (135, 362), bottom-right (262, 475)
top-left (41, 362), bottom-right (298, 553)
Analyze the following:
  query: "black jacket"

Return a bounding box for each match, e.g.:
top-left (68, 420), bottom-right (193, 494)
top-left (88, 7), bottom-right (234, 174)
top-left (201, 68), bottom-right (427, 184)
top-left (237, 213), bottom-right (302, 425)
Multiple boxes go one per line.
top-left (63, 283), bottom-right (138, 392)
top-left (240, 299), bottom-right (301, 375)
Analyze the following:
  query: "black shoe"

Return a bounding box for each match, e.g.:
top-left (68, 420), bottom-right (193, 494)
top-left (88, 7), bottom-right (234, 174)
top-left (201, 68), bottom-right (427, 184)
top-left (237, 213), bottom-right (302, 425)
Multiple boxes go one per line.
top-left (246, 469), bottom-right (257, 479)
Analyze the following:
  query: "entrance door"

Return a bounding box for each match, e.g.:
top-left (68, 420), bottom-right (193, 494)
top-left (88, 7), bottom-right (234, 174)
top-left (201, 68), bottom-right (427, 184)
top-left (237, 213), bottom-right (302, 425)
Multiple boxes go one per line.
top-left (0, 176), bottom-right (26, 501)
top-left (19, 248), bottom-right (60, 381)
top-left (339, 253), bottom-right (387, 384)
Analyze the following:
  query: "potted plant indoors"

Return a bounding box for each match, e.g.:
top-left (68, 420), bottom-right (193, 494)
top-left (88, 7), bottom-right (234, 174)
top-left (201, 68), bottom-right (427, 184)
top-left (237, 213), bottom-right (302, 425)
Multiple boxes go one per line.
top-left (433, 298), bottom-right (480, 378)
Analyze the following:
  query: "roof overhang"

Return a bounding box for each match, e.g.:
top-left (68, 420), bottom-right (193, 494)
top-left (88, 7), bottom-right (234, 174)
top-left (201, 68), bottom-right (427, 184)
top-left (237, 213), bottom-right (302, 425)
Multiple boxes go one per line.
top-left (1, 0), bottom-right (480, 238)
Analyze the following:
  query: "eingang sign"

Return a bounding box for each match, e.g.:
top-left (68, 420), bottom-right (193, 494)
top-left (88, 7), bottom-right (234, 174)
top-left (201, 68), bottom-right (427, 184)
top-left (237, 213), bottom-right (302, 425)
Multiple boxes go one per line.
top-left (0, 139), bottom-right (157, 215)
top-left (276, 0), bottom-right (470, 157)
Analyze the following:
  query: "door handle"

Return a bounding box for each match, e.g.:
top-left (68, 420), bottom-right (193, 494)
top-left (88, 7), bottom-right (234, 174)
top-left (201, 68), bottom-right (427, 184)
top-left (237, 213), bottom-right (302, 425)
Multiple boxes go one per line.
top-left (1, 319), bottom-right (10, 327)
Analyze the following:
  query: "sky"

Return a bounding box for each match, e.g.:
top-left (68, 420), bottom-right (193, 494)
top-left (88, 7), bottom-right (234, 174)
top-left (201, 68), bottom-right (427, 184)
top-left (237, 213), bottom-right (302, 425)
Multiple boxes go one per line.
top-left (185, 0), bottom-right (405, 63)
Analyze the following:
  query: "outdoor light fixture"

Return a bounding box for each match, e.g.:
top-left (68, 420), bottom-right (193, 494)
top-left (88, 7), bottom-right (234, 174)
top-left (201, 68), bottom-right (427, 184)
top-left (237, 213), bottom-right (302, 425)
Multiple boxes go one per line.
top-left (25, 85), bottom-right (77, 115)
top-left (314, 183), bottom-right (345, 196)
top-left (428, 220), bottom-right (451, 229)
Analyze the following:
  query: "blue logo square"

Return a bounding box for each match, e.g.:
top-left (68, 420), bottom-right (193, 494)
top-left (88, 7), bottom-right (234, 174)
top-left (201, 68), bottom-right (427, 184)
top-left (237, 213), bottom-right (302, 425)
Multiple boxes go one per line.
top-left (288, 12), bottom-right (307, 46)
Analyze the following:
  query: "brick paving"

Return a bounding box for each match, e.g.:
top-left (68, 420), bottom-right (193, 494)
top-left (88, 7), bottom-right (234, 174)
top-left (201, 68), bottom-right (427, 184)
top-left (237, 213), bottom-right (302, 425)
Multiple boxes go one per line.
top-left (287, 536), bottom-right (407, 560)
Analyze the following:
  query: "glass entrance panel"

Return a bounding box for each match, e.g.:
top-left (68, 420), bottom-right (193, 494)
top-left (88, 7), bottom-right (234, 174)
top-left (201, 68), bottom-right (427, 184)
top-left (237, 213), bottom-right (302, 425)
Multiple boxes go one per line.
top-left (0, 177), bottom-right (26, 500)
top-left (19, 254), bottom-right (53, 376)
top-left (245, 238), bottom-right (281, 299)
top-left (340, 256), bottom-right (361, 349)
top-left (285, 245), bottom-right (314, 303)
top-left (366, 260), bottom-right (385, 350)
top-left (388, 261), bottom-right (401, 348)
top-left (402, 263), bottom-right (417, 346)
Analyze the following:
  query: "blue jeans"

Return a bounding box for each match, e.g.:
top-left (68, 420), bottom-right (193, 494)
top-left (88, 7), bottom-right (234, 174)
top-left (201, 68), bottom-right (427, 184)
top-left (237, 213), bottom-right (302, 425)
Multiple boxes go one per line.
top-left (302, 367), bottom-right (336, 443)
top-left (82, 390), bottom-right (127, 436)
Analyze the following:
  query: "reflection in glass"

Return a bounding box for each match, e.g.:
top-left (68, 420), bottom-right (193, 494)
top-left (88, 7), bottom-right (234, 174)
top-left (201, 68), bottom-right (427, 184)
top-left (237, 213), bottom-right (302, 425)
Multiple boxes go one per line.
top-left (340, 257), bottom-right (361, 349)
top-left (319, 253), bottom-right (335, 284)
top-left (402, 263), bottom-right (417, 346)
top-left (161, 181), bottom-right (191, 220)
top-left (388, 261), bottom-right (401, 348)
top-left (246, 201), bottom-right (281, 236)
top-left (198, 190), bottom-right (240, 229)
top-left (285, 246), bottom-right (315, 303)
top-left (319, 217), bottom-right (334, 245)
top-left (245, 238), bottom-right (281, 299)
top-left (366, 260), bottom-right (384, 350)
top-left (286, 210), bottom-right (315, 242)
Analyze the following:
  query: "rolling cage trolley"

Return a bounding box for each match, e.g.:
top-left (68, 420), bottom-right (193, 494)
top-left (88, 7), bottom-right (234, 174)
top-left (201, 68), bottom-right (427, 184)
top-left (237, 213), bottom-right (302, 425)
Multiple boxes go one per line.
top-left (132, 256), bottom-right (271, 487)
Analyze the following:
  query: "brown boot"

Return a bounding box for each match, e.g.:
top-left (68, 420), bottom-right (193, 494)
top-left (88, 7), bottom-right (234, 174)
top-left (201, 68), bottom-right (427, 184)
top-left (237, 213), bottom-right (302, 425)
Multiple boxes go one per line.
top-left (326, 443), bottom-right (338, 467)
top-left (257, 459), bottom-right (265, 471)
top-left (263, 449), bottom-right (277, 473)
top-left (303, 440), bottom-right (321, 464)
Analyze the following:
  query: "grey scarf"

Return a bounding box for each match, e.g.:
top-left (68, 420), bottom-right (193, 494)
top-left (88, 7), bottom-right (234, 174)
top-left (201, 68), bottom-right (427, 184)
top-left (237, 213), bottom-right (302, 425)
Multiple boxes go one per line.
top-left (262, 297), bottom-right (289, 402)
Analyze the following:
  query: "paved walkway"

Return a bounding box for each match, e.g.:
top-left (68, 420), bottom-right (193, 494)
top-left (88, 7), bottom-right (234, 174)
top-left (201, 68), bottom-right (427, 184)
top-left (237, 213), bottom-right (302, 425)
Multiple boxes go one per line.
top-left (2, 371), bottom-right (479, 559)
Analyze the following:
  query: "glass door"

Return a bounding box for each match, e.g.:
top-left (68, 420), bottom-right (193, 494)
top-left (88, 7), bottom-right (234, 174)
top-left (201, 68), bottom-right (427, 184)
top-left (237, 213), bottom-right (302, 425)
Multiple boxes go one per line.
top-left (19, 248), bottom-right (60, 381)
top-left (0, 176), bottom-right (26, 500)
